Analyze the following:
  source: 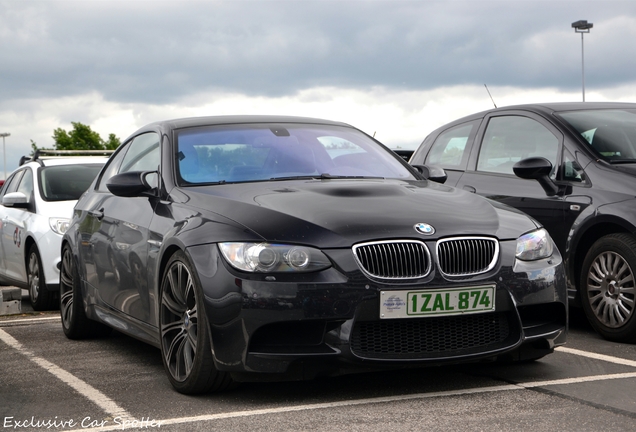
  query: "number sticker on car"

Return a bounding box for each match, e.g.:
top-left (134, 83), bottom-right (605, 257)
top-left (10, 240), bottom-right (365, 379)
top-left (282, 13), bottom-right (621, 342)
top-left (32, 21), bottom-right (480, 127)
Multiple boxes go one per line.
top-left (380, 285), bottom-right (495, 319)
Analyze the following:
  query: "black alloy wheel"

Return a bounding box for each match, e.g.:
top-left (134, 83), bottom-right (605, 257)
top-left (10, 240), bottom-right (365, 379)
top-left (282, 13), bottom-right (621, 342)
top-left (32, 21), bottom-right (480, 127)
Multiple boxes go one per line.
top-left (159, 250), bottom-right (233, 394)
top-left (60, 243), bottom-right (111, 339)
top-left (27, 244), bottom-right (57, 310)
top-left (581, 233), bottom-right (636, 343)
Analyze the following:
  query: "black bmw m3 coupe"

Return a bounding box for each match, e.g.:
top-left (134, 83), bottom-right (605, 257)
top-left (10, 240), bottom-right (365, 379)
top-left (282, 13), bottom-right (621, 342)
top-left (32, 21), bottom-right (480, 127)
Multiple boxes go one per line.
top-left (60, 115), bottom-right (567, 394)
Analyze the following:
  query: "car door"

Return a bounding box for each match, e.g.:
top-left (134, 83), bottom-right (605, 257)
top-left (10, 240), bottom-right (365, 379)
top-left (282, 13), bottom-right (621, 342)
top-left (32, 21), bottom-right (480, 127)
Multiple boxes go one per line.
top-left (0, 171), bottom-right (23, 281)
top-left (1, 168), bottom-right (35, 282)
top-left (81, 132), bottom-right (161, 323)
top-left (454, 112), bottom-right (578, 253)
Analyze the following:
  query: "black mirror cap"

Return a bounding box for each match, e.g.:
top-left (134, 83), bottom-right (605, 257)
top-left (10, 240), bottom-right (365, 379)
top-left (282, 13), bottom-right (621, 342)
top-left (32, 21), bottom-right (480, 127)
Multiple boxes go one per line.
top-left (513, 157), bottom-right (559, 197)
top-left (412, 164), bottom-right (448, 184)
top-left (106, 171), bottom-right (153, 197)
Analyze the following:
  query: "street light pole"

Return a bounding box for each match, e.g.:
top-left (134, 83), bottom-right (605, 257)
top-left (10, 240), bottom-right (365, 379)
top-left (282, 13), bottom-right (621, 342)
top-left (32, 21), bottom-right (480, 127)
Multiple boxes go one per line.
top-left (572, 20), bottom-right (593, 102)
top-left (0, 132), bottom-right (9, 180)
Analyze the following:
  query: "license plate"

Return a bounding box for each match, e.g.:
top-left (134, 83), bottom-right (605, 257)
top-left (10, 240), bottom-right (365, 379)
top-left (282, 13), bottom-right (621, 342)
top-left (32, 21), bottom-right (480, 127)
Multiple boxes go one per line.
top-left (380, 285), bottom-right (495, 319)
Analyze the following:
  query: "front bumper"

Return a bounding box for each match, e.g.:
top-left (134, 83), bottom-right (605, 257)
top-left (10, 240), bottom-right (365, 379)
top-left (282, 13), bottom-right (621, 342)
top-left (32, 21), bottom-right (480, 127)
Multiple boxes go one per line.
top-left (188, 240), bottom-right (567, 382)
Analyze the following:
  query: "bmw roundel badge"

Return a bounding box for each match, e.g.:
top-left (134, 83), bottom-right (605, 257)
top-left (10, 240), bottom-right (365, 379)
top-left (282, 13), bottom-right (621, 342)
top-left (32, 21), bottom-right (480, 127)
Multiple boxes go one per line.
top-left (414, 223), bottom-right (435, 235)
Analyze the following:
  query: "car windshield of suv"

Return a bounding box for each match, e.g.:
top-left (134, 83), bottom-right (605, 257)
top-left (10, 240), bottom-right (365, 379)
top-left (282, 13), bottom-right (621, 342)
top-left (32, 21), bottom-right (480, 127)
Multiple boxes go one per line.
top-left (175, 123), bottom-right (414, 184)
top-left (557, 109), bottom-right (636, 163)
top-left (39, 164), bottom-right (104, 201)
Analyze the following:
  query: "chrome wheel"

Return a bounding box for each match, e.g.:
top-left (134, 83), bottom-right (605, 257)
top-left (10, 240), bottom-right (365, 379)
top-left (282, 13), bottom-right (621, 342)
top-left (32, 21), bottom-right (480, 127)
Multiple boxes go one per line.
top-left (586, 250), bottom-right (635, 329)
top-left (161, 259), bottom-right (198, 383)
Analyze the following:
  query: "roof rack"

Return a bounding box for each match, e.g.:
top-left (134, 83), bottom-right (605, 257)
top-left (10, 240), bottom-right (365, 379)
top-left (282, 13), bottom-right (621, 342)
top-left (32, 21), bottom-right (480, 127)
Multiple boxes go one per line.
top-left (19, 149), bottom-right (115, 166)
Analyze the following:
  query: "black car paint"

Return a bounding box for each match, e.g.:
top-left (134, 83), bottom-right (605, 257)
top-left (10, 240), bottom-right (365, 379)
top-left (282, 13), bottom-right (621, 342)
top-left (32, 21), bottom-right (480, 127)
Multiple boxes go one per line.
top-left (63, 116), bottom-right (567, 388)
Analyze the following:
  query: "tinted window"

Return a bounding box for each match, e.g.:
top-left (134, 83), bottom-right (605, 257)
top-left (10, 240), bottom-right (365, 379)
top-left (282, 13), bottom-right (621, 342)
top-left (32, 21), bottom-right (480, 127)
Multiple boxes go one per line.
top-left (176, 124), bottom-right (413, 185)
top-left (557, 109), bottom-right (636, 162)
top-left (40, 164), bottom-right (104, 201)
top-left (477, 116), bottom-right (559, 175)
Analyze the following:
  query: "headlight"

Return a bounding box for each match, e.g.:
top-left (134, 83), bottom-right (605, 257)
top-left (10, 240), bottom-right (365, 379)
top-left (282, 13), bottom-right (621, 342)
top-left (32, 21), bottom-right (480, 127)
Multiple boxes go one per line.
top-left (49, 218), bottom-right (71, 235)
top-left (516, 228), bottom-right (554, 261)
top-left (219, 242), bottom-right (331, 273)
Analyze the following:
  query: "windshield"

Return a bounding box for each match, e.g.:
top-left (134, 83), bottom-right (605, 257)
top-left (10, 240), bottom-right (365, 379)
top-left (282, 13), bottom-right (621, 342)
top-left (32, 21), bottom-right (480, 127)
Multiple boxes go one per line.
top-left (557, 109), bottom-right (636, 162)
top-left (39, 164), bottom-right (104, 201)
top-left (175, 123), bottom-right (414, 185)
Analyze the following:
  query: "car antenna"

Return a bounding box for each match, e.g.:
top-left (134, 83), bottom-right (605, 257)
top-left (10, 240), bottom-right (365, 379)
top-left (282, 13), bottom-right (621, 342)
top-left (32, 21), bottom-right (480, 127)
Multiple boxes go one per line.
top-left (484, 84), bottom-right (497, 108)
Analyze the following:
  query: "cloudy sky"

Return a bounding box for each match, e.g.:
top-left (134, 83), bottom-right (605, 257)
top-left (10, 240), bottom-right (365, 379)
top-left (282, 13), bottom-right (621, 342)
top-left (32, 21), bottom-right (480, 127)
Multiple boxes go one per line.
top-left (1, 0), bottom-right (635, 177)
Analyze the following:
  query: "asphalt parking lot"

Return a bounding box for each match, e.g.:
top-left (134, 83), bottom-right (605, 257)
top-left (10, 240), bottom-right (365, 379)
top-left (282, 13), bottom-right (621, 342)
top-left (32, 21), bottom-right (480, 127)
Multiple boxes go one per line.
top-left (2, 292), bottom-right (636, 431)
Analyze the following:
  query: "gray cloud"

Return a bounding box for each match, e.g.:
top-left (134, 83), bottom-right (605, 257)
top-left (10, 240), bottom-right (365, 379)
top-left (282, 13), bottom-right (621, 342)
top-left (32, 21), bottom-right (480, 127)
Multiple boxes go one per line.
top-left (2, 0), bottom-right (634, 106)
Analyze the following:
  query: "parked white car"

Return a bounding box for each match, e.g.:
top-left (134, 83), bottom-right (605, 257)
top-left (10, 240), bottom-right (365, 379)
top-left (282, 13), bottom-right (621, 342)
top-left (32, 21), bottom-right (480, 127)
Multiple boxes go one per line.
top-left (0, 150), bottom-right (111, 310)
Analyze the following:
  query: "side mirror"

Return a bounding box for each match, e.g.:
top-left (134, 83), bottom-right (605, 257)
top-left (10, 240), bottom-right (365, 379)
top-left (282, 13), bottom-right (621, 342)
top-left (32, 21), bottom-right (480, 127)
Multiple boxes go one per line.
top-left (106, 171), bottom-right (156, 197)
top-left (412, 164), bottom-right (448, 184)
top-left (513, 157), bottom-right (559, 197)
top-left (2, 192), bottom-right (29, 208)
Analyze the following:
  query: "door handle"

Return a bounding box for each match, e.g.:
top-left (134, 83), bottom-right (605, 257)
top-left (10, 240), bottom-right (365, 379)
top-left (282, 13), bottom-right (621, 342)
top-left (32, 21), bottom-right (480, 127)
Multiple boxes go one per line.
top-left (462, 185), bottom-right (476, 193)
top-left (89, 209), bottom-right (104, 220)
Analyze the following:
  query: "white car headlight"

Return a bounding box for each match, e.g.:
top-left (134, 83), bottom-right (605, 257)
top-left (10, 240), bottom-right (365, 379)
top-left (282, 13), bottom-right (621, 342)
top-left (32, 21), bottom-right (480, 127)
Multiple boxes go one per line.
top-left (219, 242), bottom-right (331, 273)
top-left (49, 218), bottom-right (71, 235)
top-left (516, 228), bottom-right (554, 261)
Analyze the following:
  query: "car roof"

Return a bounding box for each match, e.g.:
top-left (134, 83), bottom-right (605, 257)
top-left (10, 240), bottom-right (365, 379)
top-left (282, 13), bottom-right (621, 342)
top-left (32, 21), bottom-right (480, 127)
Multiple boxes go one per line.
top-left (445, 102), bottom-right (636, 125)
top-left (128, 115), bottom-right (355, 137)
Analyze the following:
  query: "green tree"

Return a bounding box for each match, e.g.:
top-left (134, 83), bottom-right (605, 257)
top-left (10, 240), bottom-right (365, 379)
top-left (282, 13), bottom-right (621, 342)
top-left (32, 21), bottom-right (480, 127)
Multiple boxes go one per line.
top-left (52, 122), bottom-right (120, 150)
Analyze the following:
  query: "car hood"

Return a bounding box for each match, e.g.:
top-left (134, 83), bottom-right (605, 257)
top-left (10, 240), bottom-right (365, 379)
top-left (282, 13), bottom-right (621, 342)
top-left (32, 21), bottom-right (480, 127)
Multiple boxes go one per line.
top-left (176, 179), bottom-right (537, 248)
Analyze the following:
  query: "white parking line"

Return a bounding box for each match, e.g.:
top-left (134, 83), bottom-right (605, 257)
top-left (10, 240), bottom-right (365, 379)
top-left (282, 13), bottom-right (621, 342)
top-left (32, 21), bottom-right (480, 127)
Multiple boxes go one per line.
top-left (72, 369), bottom-right (636, 432)
top-left (0, 328), bottom-right (134, 422)
top-left (556, 346), bottom-right (636, 368)
top-left (4, 320), bottom-right (636, 431)
top-left (0, 315), bottom-right (61, 327)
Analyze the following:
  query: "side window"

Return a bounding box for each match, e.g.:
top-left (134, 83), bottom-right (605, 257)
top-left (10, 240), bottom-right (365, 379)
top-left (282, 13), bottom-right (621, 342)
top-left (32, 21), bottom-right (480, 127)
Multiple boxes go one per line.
top-left (97, 145), bottom-right (128, 192)
top-left (560, 149), bottom-right (588, 184)
top-left (0, 171), bottom-right (22, 201)
top-left (426, 122), bottom-right (475, 169)
top-left (97, 132), bottom-right (160, 192)
top-left (16, 169), bottom-right (34, 199)
top-left (120, 133), bottom-right (160, 173)
top-left (477, 116), bottom-right (559, 176)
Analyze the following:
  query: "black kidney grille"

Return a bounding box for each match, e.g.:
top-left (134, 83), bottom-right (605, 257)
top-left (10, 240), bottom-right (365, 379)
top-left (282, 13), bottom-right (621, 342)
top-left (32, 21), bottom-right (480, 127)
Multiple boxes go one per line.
top-left (350, 313), bottom-right (510, 359)
top-left (437, 237), bottom-right (499, 276)
top-left (353, 241), bottom-right (431, 280)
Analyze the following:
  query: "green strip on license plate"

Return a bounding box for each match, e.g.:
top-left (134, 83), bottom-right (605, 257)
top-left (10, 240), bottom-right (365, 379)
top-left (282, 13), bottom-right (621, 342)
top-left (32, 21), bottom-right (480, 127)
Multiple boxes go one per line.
top-left (380, 285), bottom-right (496, 319)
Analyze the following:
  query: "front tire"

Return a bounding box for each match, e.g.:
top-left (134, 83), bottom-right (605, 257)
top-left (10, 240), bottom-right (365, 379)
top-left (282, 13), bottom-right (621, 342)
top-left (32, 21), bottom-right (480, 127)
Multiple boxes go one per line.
top-left (60, 244), bottom-right (111, 339)
top-left (159, 251), bottom-right (233, 394)
top-left (27, 245), bottom-right (57, 311)
top-left (580, 233), bottom-right (636, 343)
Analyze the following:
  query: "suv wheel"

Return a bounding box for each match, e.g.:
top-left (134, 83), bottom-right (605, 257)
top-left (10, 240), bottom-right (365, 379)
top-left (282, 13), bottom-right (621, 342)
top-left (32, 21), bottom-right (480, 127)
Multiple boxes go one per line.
top-left (581, 233), bottom-right (636, 342)
top-left (27, 245), bottom-right (57, 311)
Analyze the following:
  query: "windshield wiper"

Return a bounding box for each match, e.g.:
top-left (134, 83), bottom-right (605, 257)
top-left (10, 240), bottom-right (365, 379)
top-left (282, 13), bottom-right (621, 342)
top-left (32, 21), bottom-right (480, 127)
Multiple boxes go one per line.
top-left (607, 159), bottom-right (636, 164)
top-left (318, 173), bottom-right (384, 179)
top-left (268, 173), bottom-right (385, 181)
